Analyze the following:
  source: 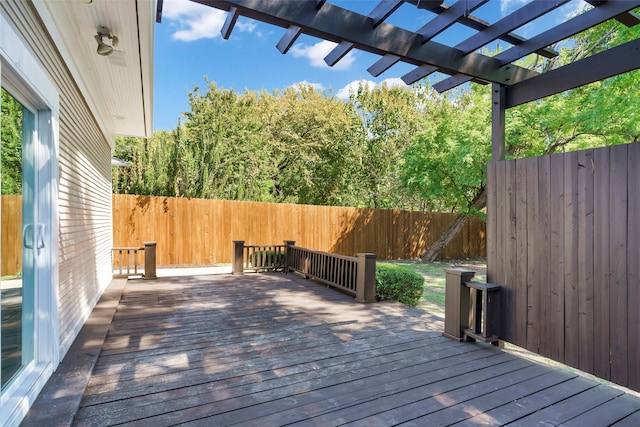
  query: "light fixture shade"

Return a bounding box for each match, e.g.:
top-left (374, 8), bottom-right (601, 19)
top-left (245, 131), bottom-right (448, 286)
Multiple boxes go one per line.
top-left (94, 34), bottom-right (113, 56)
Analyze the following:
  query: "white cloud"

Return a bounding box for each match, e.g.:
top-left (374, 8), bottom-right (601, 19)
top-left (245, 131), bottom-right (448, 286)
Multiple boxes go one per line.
top-left (290, 81), bottom-right (325, 92)
top-left (163, 0), bottom-right (256, 41)
top-left (499, 0), bottom-right (528, 15)
top-left (379, 77), bottom-right (409, 89)
top-left (290, 40), bottom-right (356, 70)
top-left (236, 20), bottom-right (257, 33)
top-left (336, 78), bottom-right (409, 100)
top-left (336, 80), bottom-right (376, 99)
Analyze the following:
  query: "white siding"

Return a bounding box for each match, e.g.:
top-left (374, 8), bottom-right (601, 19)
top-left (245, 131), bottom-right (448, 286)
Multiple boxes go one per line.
top-left (1, 1), bottom-right (113, 360)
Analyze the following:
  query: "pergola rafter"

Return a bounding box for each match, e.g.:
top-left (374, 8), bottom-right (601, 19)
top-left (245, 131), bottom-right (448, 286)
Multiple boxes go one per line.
top-left (183, 0), bottom-right (640, 159)
top-left (195, 0), bottom-right (541, 85)
top-left (434, 0), bottom-right (640, 91)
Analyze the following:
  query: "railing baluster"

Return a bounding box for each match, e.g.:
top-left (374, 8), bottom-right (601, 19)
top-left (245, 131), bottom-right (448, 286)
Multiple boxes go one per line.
top-left (112, 246), bottom-right (148, 279)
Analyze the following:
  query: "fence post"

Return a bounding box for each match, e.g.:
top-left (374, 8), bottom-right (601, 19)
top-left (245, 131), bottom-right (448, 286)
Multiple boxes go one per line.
top-left (143, 242), bottom-right (157, 280)
top-left (232, 240), bottom-right (245, 275)
top-left (443, 268), bottom-right (475, 341)
top-left (356, 253), bottom-right (376, 303)
top-left (283, 240), bottom-right (295, 274)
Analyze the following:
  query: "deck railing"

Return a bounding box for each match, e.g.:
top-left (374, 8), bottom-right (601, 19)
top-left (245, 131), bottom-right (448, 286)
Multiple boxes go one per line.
top-left (112, 242), bottom-right (157, 279)
top-left (232, 240), bottom-right (376, 303)
top-left (232, 241), bottom-right (288, 273)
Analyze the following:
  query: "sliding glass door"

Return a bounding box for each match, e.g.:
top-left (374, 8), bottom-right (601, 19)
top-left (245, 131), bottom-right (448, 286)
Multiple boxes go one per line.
top-left (1, 88), bottom-right (36, 389)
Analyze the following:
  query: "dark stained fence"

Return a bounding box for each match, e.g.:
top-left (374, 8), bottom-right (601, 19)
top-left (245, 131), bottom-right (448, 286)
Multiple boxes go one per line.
top-left (112, 195), bottom-right (486, 267)
top-left (487, 142), bottom-right (640, 392)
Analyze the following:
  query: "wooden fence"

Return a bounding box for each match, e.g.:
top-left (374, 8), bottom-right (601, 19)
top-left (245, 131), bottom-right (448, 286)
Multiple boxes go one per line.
top-left (0, 195), bottom-right (484, 276)
top-left (487, 142), bottom-right (640, 392)
top-left (112, 194), bottom-right (486, 267)
top-left (1, 195), bottom-right (21, 277)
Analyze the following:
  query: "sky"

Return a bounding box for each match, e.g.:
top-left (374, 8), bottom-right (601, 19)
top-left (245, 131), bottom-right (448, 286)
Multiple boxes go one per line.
top-left (153, 0), bottom-right (587, 131)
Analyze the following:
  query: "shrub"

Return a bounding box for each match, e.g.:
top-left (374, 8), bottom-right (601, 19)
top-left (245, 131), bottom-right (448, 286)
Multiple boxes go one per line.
top-left (375, 263), bottom-right (424, 307)
top-left (250, 250), bottom-right (285, 269)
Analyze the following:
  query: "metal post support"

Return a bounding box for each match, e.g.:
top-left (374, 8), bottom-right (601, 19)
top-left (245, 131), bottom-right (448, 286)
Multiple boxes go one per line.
top-left (492, 83), bottom-right (506, 162)
top-left (356, 253), bottom-right (376, 303)
top-left (143, 242), bottom-right (157, 280)
top-left (443, 268), bottom-right (476, 341)
top-left (232, 240), bottom-right (245, 274)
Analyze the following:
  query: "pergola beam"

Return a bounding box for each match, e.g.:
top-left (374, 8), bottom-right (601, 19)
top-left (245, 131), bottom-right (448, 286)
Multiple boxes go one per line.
top-left (506, 37), bottom-right (640, 108)
top-left (368, 54), bottom-right (401, 77)
top-left (401, 64), bottom-right (438, 85)
top-left (328, 0), bottom-right (403, 69)
top-left (455, 1), bottom-right (569, 55)
top-left (324, 41), bottom-right (354, 67)
top-left (433, 0), bottom-right (640, 93)
top-left (584, 0), bottom-right (640, 26)
top-left (416, 0), bottom-right (488, 43)
top-left (368, 0), bottom-right (404, 28)
top-left (198, 0), bottom-right (539, 86)
top-left (404, 0), bottom-right (567, 85)
top-left (405, 0), bottom-right (559, 58)
top-left (276, 25), bottom-right (302, 54)
top-left (221, 6), bottom-right (239, 39)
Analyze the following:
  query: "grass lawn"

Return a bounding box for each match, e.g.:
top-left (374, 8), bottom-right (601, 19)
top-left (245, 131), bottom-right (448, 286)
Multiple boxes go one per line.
top-left (387, 257), bottom-right (486, 316)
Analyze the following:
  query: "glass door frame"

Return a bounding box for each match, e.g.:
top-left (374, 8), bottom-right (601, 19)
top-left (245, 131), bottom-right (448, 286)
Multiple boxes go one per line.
top-left (0, 11), bottom-right (60, 427)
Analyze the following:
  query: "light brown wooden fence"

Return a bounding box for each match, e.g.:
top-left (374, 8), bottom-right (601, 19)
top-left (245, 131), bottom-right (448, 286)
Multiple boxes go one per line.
top-left (1, 195), bottom-right (21, 277)
top-left (112, 194), bottom-right (485, 267)
top-left (487, 142), bottom-right (640, 392)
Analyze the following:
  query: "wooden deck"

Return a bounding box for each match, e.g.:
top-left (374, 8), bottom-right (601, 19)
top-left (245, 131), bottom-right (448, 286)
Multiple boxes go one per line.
top-left (71, 272), bottom-right (640, 426)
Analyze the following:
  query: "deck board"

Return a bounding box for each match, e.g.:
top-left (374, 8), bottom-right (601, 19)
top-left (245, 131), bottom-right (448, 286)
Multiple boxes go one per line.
top-left (72, 272), bottom-right (640, 426)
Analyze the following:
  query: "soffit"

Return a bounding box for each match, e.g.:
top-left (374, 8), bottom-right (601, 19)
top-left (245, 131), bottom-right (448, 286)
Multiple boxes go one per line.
top-left (35, 0), bottom-right (154, 141)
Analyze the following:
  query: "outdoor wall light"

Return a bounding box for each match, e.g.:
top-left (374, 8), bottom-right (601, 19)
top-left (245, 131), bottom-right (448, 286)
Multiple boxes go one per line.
top-left (94, 26), bottom-right (118, 56)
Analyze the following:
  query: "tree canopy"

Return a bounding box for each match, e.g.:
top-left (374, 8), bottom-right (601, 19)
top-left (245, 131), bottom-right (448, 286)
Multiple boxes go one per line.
top-left (1, 88), bottom-right (23, 196)
top-left (111, 15), bottom-right (639, 259)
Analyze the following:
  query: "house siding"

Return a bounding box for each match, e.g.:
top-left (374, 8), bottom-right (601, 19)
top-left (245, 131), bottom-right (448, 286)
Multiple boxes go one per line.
top-left (1, 1), bottom-right (113, 360)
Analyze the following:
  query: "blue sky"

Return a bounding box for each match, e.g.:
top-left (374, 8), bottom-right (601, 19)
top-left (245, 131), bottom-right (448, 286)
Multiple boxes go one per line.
top-left (153, 0), bottom-right (587, 131)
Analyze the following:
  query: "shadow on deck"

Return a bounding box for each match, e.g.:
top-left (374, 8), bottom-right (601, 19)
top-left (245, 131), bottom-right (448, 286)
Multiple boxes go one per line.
top-left (24, 272), bottom-right (640, 426)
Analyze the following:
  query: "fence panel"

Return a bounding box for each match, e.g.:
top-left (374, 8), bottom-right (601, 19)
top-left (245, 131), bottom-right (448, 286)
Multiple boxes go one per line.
top-left (487, 141), bottom-right (640, 393)
top-left (111, 195), bottom-right (486, 267)
top-left (1, 195), bottom-right (21, 277)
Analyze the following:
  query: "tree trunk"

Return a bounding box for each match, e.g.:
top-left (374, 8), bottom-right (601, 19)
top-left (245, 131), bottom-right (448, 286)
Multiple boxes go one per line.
top-left (421, 187), bottom-right (488, 262)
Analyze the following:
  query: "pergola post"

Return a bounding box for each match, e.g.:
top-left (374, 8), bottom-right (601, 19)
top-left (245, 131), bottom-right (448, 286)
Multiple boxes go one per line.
top-left (492, 83), bottom-right (506, 162)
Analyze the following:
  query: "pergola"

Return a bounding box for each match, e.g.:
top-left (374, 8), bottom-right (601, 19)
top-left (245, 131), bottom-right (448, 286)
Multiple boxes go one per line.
top-left (158, 0), bottom-right (640, 160)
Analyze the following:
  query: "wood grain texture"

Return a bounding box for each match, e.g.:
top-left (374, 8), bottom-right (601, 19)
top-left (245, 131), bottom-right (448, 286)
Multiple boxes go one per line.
top-left (577, 149), bottom-right (595, 374)
top-left (608, 143), bottom-right (628, 386)
top-left (110, 195), bottom-right (486, 266)
top-left (489, 142), bottom-right (640, 392)
top-left (71, 272), bottom-right (640, 426)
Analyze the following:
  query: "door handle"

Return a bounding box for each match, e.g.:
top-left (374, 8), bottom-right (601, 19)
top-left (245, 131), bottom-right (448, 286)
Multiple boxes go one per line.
top-left (23, 224), bottom-right (34, 249)
top-left (37, 223), bottom-right (46, 249)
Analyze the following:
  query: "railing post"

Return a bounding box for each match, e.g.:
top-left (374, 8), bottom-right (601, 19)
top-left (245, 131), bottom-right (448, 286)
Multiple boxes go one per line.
top-left (143, 242), bottom-right (157, 280)
top-left (443, 268), bottom-right (475, 341)
top-left (283, 240), bottom-right (295, 274)
top-left (355, 253), bottom-right (376, 303)
top-left (232, 240), bottom-right (245, 274)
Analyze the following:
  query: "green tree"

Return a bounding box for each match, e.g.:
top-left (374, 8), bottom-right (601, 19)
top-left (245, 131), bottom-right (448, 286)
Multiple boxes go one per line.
top-left (349, 82), bottom-right (424, 209)
top-left (402, 85), bottom-right (491, 260)
top-left (507, 18), bottom-right (640, 157)
top-left (1, 88), bottom-right (23, 195)
top-left (262, 84), bottom-right (364, 206)
top-left (403, 17), bottom-right (640, 261)
top-left (180, 82), bottom-right (275, 201)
